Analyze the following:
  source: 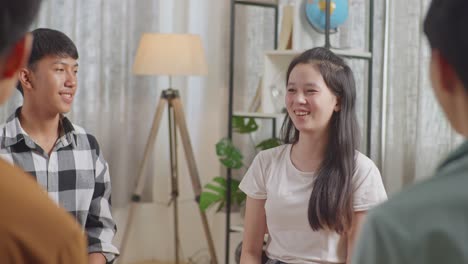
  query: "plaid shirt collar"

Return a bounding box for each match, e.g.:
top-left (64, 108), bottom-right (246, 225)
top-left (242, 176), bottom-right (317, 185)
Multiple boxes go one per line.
top-left (3, 107), bottom-right (78, 150)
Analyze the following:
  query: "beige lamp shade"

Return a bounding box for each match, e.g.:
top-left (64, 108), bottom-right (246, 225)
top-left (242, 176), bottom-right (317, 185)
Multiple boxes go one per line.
top-left (133, 33), bottom-right (208, 76)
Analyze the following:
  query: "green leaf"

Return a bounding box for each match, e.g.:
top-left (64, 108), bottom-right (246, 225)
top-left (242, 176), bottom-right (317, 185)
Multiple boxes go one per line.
top-left (211, 177), bottom-right (241, 195)
top-left (232, 117), bottom-right (259, 134)
top-left (204, 183), bottom-right (225, 196)
top-left (216, 138), bottom-right (243, 169)
top-left (256, 138), bottom-right (281, 150)
top-left (236, 191), bottom-right (246, 205)
top-left (215, 200), bottom-right (225, 213)
top-left (199, 191), bottom-right (223, 211)
top-left (200, 176), bottom-right (246, 212)
top-left (220, 158), bottom-right (243, 169)
top-left (231, 117), bottom-right (244, 131)
top-left (230, 179), bottom-right (241, 192)
top-left (213, 176), bottom-right (226, 186)
top-left (215, 138), bottom-right (229, 156)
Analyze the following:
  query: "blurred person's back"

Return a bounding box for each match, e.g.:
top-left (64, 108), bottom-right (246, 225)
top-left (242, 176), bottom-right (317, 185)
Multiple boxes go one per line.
top-left (352, 0), bottom-right (468, 263)
top-left (0, 161), bottom-right (88, 263)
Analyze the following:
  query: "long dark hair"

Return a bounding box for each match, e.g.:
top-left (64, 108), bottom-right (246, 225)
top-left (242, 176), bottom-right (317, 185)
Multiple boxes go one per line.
top-left (280, 47), bottom-right (359, 234)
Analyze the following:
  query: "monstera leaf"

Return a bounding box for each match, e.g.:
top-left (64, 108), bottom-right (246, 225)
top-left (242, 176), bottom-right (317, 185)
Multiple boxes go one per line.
top-left (200, 127), bottom-right (279, 213)
top-left (232, 116), bottom-right (259, 134)
top-left (216, 138), bottom-right (243, 169)
top-left (199, 177), bottom-right (246, 212)
top-left (256, 138), bottom-right (281, 150)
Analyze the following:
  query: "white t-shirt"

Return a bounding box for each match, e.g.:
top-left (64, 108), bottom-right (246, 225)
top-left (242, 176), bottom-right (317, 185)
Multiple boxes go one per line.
top-left (239, 144), bottom-right (387, 264)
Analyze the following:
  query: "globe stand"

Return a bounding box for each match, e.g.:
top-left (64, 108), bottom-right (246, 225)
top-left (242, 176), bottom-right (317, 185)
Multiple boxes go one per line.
top-left (305, 0), bottom-right (347, 49)
top-left (324, 0), bottom-right (332, 49)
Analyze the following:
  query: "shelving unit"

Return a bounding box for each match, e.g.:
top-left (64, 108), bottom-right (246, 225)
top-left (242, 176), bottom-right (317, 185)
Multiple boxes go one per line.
top-left (233, 111), bottom-right (284, 138)
top-left (264, 48), bottom-right (372, 59)
top-left (226, 1), bottom-right (375, 263)
top-left (230, 224), bottom-right (245, 233)
top-left (227, 1), bottom-right (279, 263)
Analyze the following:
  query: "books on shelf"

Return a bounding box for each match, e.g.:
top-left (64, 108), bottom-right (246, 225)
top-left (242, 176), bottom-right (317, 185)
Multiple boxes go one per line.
top-left (278, 5), bottom-right (294, 50)
top-left (236, 0), bottom-right (278, 5)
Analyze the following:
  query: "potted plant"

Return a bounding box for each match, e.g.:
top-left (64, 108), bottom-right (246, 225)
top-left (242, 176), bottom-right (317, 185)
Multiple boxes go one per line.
top-left (199, 117), bottom-right (281, 212)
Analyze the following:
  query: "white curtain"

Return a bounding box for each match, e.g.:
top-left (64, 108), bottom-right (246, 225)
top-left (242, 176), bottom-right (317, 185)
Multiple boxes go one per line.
top-left (1, 0), bottom-right (161, 207)
top-left (380, 0), bottom-right (463, 194)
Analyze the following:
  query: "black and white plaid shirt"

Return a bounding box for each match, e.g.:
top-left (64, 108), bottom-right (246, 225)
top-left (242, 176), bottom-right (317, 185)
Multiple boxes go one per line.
top-left (0, 108), bottom-right (119, 262)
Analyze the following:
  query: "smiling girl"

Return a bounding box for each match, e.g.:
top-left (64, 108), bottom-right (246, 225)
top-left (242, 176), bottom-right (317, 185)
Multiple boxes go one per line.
top-left (239, 47), bottom-right (387, 264)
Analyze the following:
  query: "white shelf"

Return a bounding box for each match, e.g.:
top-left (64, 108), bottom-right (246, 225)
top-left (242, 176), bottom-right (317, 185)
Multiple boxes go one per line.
top-left (264, 50), bottom-right (300, 56)
top-left (233, 111), bottom-right (284, 119)
top-left (332, 48), bottom-right (372, 59)
top-left (265, 48), bottom-right (372, 59)
top-left (235, 0), bottom-right (278, 6)
top-left (230, 225), bottom-right (245, 233)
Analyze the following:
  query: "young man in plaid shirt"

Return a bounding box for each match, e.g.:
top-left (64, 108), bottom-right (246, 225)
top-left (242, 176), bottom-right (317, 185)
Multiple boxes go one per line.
top-left (0, 28), bottom-right (119, 264)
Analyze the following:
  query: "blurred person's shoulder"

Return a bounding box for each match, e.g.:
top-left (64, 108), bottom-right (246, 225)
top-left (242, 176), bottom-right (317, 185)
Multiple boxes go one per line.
top-left (0, 159), bottom-right (87, 263)
top-left (363, 141), bottom-right (468, 262)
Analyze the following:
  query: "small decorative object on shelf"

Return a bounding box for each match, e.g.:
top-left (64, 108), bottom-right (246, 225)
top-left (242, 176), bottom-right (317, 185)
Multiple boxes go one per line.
top-left (269, 71), bottom-right (287, 114)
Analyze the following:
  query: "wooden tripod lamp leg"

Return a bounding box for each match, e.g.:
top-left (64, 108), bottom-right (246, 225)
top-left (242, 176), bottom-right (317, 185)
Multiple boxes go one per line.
top-left (172, 97), bottom-right (219, 264)
top-left (118, 96), bottom-right (167, 262)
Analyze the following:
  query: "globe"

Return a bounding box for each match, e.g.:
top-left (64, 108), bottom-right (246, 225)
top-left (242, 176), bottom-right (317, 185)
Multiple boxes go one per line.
top-left (305, 0), bottom-right (349, 33)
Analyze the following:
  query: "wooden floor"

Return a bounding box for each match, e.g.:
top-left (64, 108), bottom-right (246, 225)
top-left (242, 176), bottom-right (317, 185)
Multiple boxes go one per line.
top-left (130, 260), bottom-right (188, 264)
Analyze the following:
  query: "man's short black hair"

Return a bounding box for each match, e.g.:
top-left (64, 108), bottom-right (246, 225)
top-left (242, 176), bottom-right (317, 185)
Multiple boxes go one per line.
top-left (17, 28), bottom-right (79, 95)
top-left (424, 0), bottom-right (468, 90)
top-left (28, 28), bottom-right (79, 67)
top-left (0, 0), bottom-right (42, 56)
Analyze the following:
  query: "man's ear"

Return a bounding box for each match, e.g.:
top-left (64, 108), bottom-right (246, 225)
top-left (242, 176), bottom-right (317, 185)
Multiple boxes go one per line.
top-left (1, 34), bottom-right (32, 79)
top-left (433, 50), bottom-right (458, 94)
top-left (18, 67), bottom-right (34, 91)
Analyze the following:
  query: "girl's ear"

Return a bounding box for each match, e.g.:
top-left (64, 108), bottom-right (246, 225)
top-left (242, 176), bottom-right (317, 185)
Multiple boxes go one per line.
top-left (334, 97), bottom-right (341, 112)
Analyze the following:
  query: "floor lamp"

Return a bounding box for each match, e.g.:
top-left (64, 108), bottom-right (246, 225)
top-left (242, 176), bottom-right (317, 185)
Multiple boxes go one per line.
top-left (119, 34), bottom-right (218, 264)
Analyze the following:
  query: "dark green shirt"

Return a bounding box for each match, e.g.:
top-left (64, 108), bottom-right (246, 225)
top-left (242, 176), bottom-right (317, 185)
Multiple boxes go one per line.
top-left (352, 140), bottom-right (468, 264)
